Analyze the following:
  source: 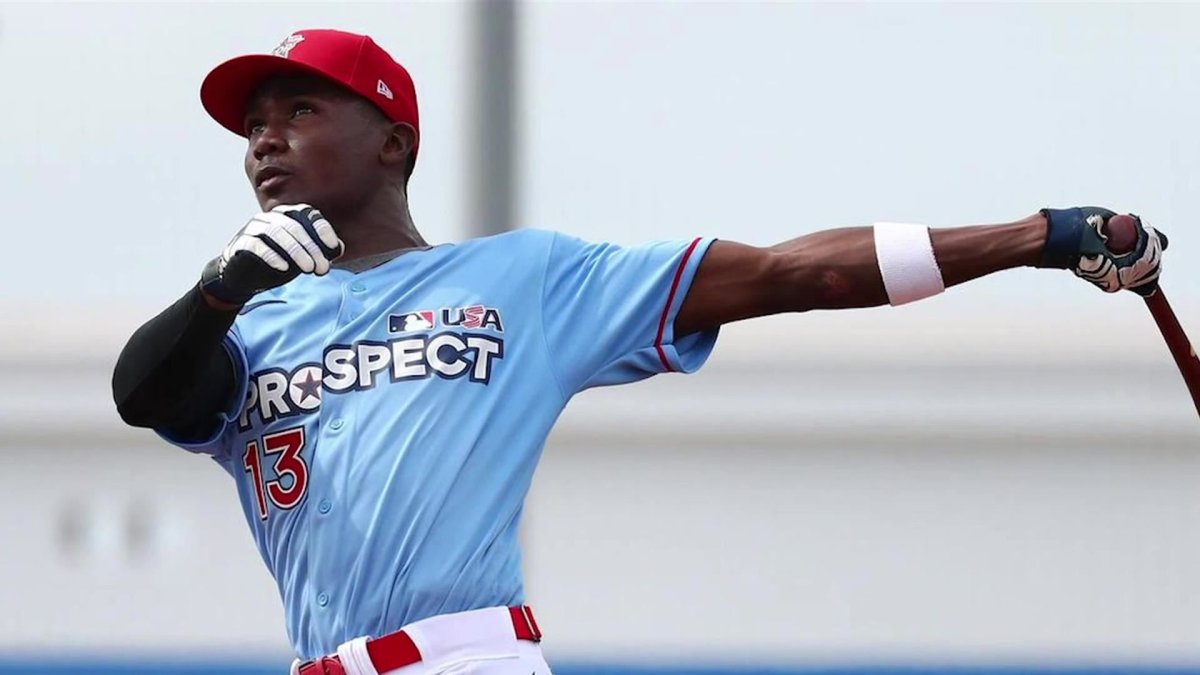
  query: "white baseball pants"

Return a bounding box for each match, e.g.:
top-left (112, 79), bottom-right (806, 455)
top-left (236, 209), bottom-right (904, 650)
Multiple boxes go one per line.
top-left (291, 607), bottom-right (553, 675)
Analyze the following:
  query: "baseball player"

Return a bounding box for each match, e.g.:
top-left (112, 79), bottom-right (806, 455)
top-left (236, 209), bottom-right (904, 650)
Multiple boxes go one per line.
top-left (112, 29), bottom-right (1167, 675)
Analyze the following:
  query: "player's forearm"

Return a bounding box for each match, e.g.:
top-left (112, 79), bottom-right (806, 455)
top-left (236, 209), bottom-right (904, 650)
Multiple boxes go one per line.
top-left (931, 214), bottom-right (1048, 286)
top-left (769, 213), bottom-right (1047, 311)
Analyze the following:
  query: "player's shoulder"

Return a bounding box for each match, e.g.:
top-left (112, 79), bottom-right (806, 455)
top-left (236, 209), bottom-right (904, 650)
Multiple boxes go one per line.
top-left (457, 228), bottom-right (560, 252)
top-left (444, 229), bottom-right (575, 271)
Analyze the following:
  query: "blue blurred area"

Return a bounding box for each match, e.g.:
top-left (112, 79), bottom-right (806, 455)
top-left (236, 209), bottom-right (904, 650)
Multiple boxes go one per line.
top-left (1, 661), bottom-right (1199, 675)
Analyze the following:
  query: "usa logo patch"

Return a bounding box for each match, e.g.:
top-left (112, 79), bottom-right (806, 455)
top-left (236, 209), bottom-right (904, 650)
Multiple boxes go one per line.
top-left (442, 305), bottom-right (503, 332)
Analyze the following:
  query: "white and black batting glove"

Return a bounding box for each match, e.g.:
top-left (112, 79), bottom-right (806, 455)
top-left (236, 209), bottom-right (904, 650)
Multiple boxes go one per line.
top-left (1039, 207), bottom-right (1168, 296)
top-left (200, 204), bottom-right (344, 305)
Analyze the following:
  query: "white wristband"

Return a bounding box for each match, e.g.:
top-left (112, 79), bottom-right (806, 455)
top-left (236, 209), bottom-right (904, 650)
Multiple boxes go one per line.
top-left (873, 222), bottom-right (945, 306)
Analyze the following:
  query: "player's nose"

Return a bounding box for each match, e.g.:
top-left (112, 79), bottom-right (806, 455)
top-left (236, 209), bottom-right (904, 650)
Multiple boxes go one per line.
top-left (251, 123), bottom-right (288, 161)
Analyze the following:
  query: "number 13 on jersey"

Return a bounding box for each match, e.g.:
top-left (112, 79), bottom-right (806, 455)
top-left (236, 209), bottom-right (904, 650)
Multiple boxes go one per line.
top-left (242, 426), bottom-right (310, 520)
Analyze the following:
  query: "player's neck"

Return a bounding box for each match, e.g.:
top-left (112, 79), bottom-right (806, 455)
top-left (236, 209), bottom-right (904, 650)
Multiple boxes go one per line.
top-left (331, 189), bottom-right (428, 264)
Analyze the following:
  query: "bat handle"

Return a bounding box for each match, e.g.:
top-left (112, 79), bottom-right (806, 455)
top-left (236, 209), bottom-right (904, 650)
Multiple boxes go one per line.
top-left (1143, 290), bottom-right (1200, 418)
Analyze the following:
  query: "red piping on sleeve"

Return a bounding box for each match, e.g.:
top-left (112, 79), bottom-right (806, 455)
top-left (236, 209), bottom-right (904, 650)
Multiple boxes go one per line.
top-left (654, 238), bottom-right (703, 372)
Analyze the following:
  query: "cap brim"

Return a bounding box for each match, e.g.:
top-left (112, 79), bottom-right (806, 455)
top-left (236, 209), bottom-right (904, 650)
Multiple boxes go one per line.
top-left (200, 54), bottom-right (340, 137)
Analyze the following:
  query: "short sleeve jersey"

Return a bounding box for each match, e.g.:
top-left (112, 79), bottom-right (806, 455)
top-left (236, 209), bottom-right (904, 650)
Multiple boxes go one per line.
top-left (158, 229), bottom-right (718, 658)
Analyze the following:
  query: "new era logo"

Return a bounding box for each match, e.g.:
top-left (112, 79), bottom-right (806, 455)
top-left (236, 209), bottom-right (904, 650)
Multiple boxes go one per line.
top-left (377, 79), bottom-right (394, 100)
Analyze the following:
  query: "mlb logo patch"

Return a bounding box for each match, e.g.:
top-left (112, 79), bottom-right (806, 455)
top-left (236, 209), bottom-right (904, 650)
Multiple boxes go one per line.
top-left (389, 311), bottom-right (435, 333)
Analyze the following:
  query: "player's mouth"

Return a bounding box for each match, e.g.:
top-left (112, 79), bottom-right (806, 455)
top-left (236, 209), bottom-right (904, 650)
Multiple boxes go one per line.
top-left (255, 166), bottom-right (292, 191)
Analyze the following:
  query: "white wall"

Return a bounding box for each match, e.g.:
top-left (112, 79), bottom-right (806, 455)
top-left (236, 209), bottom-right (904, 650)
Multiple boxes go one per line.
top-left (2, 313), bottom-right (1198, 665)
top-left (2, 1), bottom-right (1199, 668)
top-left (529, 321), bottom-right (1200, 666)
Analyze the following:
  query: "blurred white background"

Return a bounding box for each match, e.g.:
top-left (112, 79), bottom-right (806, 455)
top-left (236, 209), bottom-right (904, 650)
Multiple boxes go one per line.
top-left (1, 2), bottom-right (1197, 674)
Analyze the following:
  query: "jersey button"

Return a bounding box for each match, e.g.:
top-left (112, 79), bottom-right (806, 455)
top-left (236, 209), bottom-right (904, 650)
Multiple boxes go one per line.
top-left (318, 499), bottom-right (331, 514)
top-left (329, 419), bottom-right (344, 431)
top-left (317, 592), bottom-right (329, 607)
top-left (350, 281), bottom-right (366, 293)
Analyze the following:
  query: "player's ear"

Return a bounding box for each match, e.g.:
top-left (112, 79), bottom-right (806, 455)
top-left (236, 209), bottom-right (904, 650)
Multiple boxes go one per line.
top-left (380, 123), bottom-right (417, 169)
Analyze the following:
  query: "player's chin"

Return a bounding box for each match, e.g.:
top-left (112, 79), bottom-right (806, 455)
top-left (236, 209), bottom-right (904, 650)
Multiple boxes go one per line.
top-left (256, 185), bottom-right (303, 212)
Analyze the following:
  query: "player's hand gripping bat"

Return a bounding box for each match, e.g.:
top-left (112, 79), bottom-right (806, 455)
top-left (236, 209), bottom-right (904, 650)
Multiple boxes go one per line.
top-left (1103, 214), bottom-right (1200, 418)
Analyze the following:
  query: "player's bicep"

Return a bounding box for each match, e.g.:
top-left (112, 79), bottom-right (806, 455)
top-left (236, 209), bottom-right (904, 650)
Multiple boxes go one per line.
top-left (674, 240), bottom-right (778, 336)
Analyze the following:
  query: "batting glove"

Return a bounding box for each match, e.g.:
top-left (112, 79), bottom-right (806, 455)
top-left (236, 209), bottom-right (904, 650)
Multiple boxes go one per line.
top-left (1039, 206), bottom-right (1168, 296)
top-left (200, 204), bottom-right (344, 305)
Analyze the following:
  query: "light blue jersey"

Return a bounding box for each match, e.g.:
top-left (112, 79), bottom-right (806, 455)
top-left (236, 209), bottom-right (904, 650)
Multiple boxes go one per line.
top-left (159, 229), bottom-right (718, 658)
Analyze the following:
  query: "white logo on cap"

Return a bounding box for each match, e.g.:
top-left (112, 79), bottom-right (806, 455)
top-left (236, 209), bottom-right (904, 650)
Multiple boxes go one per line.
top-left (272, 33), bottom-right (305, 58)
top-left (377, 79), bottom-right (394, 100)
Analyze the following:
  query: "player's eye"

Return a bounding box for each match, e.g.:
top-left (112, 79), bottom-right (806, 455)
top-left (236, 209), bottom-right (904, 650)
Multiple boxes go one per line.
top-left (291, 103), bottom-right (315, 119)
top-left (245, 119), bottom-right (266, 136)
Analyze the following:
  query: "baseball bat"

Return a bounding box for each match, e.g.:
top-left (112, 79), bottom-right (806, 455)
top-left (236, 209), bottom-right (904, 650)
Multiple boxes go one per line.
top-left (1104, 215), bottom-right (1200, 418)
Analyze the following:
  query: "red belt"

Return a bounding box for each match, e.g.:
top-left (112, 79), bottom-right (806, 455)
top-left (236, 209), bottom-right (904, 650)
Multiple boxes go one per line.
top-left (298, 606), bottom-right (542, 675)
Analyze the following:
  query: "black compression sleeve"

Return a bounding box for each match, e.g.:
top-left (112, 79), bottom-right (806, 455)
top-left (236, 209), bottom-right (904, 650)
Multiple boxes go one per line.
top-left (112, 286), bottom-right (240, 441)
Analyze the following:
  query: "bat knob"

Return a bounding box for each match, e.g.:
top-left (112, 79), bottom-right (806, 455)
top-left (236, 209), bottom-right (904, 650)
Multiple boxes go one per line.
top-left (1101, 214), bottom-right (1140, 255)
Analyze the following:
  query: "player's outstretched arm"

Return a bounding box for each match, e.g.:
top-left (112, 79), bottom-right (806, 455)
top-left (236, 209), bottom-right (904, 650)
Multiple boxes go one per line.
top-left (675, 208), bottom-right (1166, 336)
top-left (113, 205), bottom-right (343, 439)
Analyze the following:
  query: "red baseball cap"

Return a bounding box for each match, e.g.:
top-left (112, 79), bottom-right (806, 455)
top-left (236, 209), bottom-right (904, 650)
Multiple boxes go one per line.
top-left (200, 29), bottom-right (419, 159)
